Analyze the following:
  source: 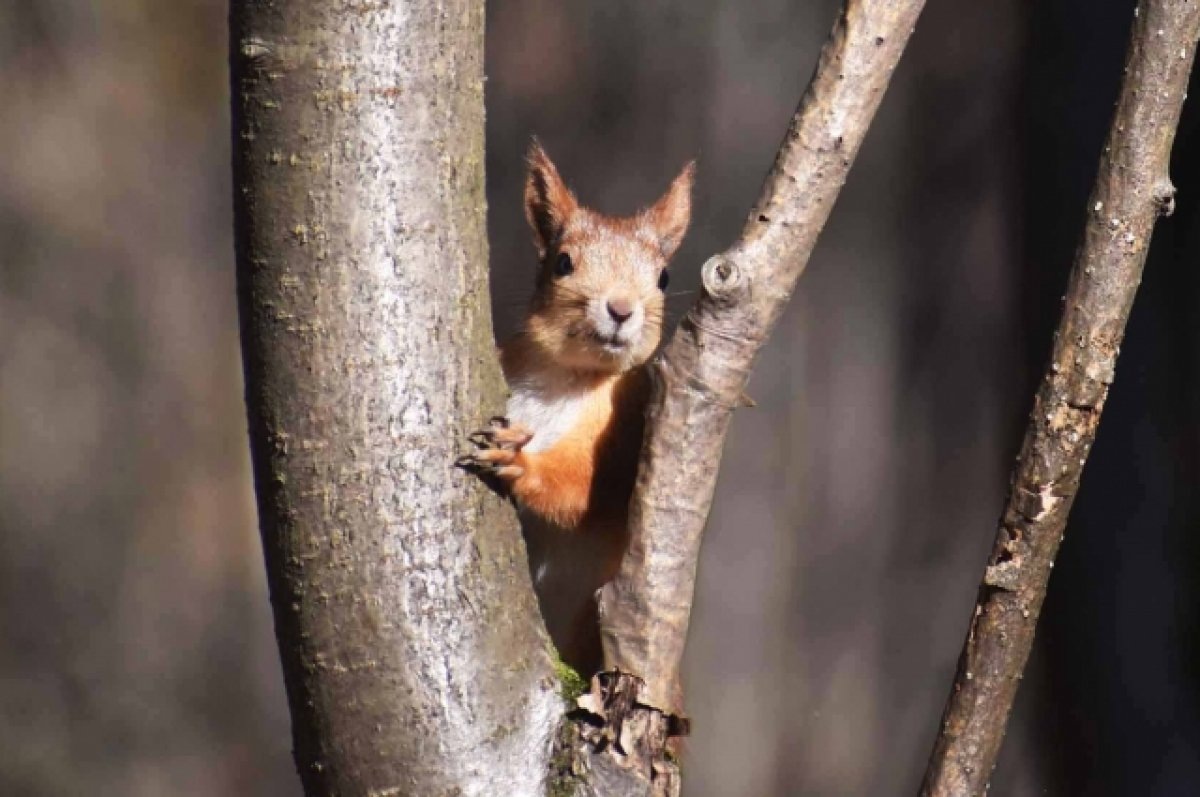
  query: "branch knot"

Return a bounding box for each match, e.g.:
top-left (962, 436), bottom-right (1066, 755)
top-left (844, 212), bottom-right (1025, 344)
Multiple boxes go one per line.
top-left (700, 255), bottom-right (747, 305)
top-left (1152, 179), bottom-right (1176, 217)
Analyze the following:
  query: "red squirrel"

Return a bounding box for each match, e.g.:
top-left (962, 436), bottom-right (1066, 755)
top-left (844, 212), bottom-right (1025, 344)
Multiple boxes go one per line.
top-left (459, 141), bottom-right (693, 673)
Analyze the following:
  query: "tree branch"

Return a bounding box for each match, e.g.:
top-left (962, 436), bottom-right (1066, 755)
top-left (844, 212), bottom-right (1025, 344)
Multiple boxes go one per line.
top-left (230, 2), bottom-right (560, 794)
top-left (579, 0), bottom-right (927, 766)
top-left (920, 2), bottom-right (1200, 793)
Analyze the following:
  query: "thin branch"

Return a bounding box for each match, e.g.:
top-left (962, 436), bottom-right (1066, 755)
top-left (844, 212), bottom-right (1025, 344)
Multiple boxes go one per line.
top-left (920, 2), bottom-right (1200, 794)
top-left (594, 0), bottom-right (927, 720)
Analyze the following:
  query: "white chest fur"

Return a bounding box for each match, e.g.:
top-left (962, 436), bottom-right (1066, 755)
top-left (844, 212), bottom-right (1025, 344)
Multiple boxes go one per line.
top-left (505, 373), bottom-right (592, 453)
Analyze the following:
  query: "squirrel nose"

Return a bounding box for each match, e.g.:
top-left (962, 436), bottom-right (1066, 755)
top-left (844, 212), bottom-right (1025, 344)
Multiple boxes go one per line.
top-left (607, 298), bottom-right (635, 324)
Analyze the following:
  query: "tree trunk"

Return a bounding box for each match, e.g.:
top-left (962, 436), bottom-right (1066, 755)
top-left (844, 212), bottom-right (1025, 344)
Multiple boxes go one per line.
top-left (230, 2), bottom-right (560, 795)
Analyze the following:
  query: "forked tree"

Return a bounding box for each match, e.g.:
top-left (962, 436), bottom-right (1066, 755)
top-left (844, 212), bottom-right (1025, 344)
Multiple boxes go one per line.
top-left (230, 0), bottom-right (1199, 794)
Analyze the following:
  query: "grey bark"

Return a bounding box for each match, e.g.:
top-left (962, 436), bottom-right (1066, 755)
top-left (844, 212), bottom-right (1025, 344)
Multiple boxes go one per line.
top-left (230, 2), bottom-right (560, 795)
top-left (599, 0), bottom-right (927, 713)
top-left (920, 1), bottom-right (1200, 794)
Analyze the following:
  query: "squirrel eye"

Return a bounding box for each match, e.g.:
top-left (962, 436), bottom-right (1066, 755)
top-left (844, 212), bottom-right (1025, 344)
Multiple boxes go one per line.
top-left (657, 269), bottom-right (670, 290)
top-left (553, 252), bottom-right (574, 277)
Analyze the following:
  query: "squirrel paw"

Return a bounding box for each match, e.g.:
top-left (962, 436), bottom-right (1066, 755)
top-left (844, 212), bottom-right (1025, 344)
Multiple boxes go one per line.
top-left (472, 416), bottom-right (534, 450)
top-left (455, 417), bottom-right (533, 481)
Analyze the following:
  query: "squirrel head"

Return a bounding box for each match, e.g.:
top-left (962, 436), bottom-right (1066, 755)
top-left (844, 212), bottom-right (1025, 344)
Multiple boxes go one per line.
top-left (521, 139), bottom-right (694, 374)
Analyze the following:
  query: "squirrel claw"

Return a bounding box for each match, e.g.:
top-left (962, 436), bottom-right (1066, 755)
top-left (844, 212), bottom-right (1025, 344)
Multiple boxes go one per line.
top-left (457, 418), bottom-right (532, 483)
top-left (455, 447), bottom-right (525, 480)
top-left (469, 418), bottom-right (533, 451)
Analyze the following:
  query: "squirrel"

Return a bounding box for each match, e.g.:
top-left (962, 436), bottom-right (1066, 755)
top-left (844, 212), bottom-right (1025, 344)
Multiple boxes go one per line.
top-left (458, 140), bottom-right (694, 674)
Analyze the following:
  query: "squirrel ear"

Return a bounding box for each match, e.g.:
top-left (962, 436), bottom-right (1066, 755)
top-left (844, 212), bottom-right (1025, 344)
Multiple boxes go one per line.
top-left (643, 160), bottom-right (694, 259)
top-left (524, 139), bottom-right (578, 259)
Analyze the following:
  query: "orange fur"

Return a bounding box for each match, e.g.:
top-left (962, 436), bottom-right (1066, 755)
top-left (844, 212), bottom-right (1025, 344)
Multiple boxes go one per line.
top-left (460, 140), bottom-right (692, 673)
top-left (498, 353), bottom-right (648, 529)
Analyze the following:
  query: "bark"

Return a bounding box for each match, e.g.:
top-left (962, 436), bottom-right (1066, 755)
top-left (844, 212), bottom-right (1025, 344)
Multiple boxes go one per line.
top-left (230, 2), bottom-right (560, 795)
top-left (563, 0), bottom-right (928, 788)
top-left (920, 2), bottom-right (1200, 794)
top-left (598, 0), bottom-right (927, 709)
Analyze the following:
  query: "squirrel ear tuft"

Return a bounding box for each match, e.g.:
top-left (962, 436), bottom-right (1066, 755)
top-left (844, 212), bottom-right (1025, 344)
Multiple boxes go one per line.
top-left (524, 139), bottom-right (578, 259)
top-left (643, 160), bottom-right (695, 259)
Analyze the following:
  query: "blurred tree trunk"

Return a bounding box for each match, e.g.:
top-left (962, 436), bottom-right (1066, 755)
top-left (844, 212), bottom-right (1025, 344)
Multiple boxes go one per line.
top-left (229, 1), bottom-right (561, 795)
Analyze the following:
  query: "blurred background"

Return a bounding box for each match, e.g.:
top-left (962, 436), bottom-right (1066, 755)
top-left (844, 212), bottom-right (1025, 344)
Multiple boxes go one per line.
top-left (2, 0), bottom-right (1198, 794)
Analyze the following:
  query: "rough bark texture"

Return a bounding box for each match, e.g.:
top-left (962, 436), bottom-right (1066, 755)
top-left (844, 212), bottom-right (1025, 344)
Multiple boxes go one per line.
top-left (596, 0), bottom-right (927, 711)
top-left (230, 2), bottom-right (560, 795)
top-left (920, 2), bottom-right (1200, 794)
